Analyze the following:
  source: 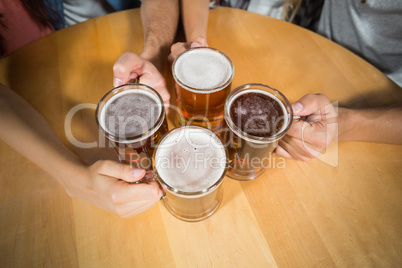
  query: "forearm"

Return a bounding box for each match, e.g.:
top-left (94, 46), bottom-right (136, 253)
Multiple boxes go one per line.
top-left (182, 0), bottom-right (209, 42)
top-left (0, 84), bottom-right (87, 189)
top-left (338, 106), bottom-right (402, 144)
top-left (0, 85), bottom-right (163, 216)
top-left (140, 0), bottom-right (179, 70)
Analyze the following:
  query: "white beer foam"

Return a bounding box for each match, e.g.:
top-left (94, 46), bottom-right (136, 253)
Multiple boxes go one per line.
top-left (155, 127), bottom-right (226, 193)
top-left (174, 48), bottom-right (232, 93)
top-left (100, 89), bottom-right (162, 141)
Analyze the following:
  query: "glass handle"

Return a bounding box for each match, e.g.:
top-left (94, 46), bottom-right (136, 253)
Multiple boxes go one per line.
top-left (128, 78), bottom-right (139, 84)
top-left (293, 115), bottom-right (307, 122)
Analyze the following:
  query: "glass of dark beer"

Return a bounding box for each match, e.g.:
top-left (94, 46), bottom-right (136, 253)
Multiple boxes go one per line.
top-left (172, 47), bottom-right (234, 132)
top-left (153, 126), bottom-right (228, 222)
top-left (221, 83), bottom-right (293, 181)
top-left (96, 83), bottom-right (168, 182)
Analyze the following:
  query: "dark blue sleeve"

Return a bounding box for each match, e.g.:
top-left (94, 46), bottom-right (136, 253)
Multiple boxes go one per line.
top-left (107, 0), bottom-right (141, 11)
top-left (43, 0), bottom-right (66, 30)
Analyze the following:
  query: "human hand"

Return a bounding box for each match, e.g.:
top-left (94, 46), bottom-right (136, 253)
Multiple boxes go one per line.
top-left (113, 52), bottom-right (170, 109)
top-left (65, 160), bottom-right (163, 218)
top-left (275, 94), bottom-right (338, 161)
top-left (168, 36), bottom-right (208, 63)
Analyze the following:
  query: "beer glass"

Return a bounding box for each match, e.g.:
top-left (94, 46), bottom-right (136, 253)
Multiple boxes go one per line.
top-left (221, 83), bottom-right (293, 181)
top-left (96, 83), bottom-right (168, 182)
top-left (153, 126), bottom-right (228, 222)
top-left (172, 47), bottom-right (234, 132)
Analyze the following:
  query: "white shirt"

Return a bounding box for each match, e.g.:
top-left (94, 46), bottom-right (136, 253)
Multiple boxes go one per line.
top-left (248, 0), bottom-right (285, 19)
top-left (317, 0), bottom-right (402, 86)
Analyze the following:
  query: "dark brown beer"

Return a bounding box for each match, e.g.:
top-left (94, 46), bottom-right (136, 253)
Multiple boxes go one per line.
top-left (230, 91), bottom-right (285, 137)
top-left (108, 116), bottom-right (168, 170)
top-left (222, 84), bottom-right (293, 181)
top-left (173, 47), bottom-right (234, 131)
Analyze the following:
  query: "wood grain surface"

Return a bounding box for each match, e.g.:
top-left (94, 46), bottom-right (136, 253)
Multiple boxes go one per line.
top-left (1, 7), bottom-right (401, 267)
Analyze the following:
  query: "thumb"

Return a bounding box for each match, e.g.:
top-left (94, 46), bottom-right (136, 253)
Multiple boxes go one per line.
top-left (126, 168), bottom-right (147, 183)
top-left (97, 160), bottom-right (146, 183)
top-left (113, 52), bottom-right (141, 87)
top-left (292, 94), bottom-right (331, 116)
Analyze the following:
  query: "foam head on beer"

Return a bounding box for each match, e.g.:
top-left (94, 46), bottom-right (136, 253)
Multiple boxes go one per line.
top-left (100, 89), bottom-right (161, 139)
top-left (173, 48), bottom-right (233, 92)
top-left (229, 90), bottom-right (288, 137)
top-left (155, 127), bottom-right (227, 193)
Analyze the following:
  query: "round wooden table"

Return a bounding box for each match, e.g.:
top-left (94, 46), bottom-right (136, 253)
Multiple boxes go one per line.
top-left (1, 7), bottom-right (401, 267)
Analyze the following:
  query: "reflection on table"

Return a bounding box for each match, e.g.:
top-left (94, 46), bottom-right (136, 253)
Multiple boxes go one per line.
top-left (0, 7), bottom-right (401, 267)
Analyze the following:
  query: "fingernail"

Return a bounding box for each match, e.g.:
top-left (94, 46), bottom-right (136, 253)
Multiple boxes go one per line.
top-left (113, 78), bottom-right (124, 87)
top-left (292, 102), bottom-right (303, 113)
top-left (130, 168), bottom-right (145, 178)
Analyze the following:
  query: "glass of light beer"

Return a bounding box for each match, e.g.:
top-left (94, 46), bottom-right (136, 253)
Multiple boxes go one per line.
top-left (96, 83), bottom-right (168, 182)
top-left (221, 83), bottom-right (293, 181)
top-left (172, 47), bottom-right (234, 132)
top-left (153, 126), bottom-right (228, 222)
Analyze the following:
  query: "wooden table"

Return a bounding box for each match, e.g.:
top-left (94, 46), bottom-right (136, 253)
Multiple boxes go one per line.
top-left (1, 7), bottom-right (401, 267)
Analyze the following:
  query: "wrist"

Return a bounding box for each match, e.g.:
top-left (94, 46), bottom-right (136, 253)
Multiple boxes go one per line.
top-left (338, 107), bottom-right (363, 141)
top-left (187, 34), bottom-right (207, 44)
top-left (140, 44), bottom-right (169, 72)
top-left (54, 157), bottom-right (91, 198)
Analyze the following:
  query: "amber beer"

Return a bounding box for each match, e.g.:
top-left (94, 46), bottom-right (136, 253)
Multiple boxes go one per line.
top-left (153, 126), bottom-right (228, 221)
top-left (222, 83), bottom-right (293, 181)
top-left (172, 47), bottom-right (234, 131)
top-left (96, 83), bottom-right (168, 182)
